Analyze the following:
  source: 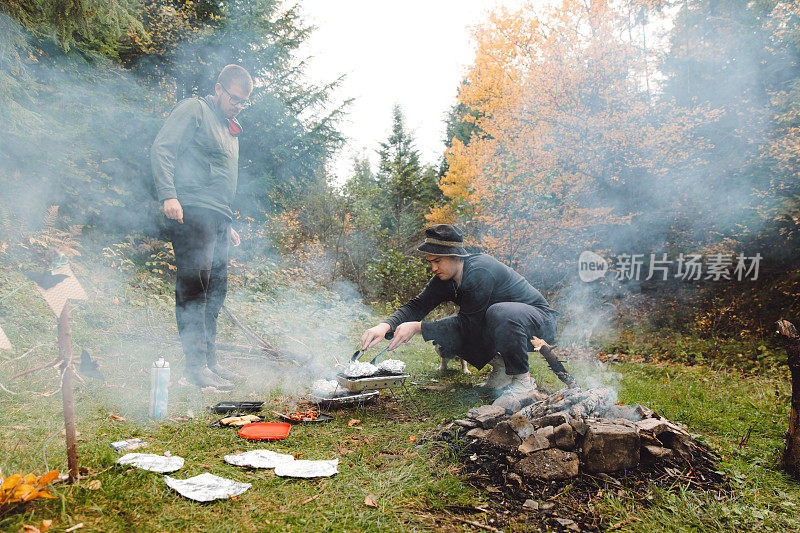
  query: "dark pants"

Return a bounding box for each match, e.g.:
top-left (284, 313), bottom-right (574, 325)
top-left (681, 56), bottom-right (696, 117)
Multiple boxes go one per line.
top-left (435, 303), bottom-right (557, 376)
top-left (169, 206), bottom-right (230, 371)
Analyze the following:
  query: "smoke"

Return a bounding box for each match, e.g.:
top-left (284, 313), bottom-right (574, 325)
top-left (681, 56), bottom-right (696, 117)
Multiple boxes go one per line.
top-left (0, 7), bottom-right (361, 425)
top-left (448, 2), bottom-right (796, 355)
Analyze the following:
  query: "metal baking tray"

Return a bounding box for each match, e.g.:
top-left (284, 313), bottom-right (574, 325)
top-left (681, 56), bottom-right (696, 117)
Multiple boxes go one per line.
top-left (308, 389), bottom-right (380, 406)
top-left (336, 373), bottom-right (410, 393)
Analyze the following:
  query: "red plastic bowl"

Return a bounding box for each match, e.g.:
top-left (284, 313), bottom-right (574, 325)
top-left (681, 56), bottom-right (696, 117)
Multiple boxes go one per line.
top-left (238, 422), bottom-right (291, 440)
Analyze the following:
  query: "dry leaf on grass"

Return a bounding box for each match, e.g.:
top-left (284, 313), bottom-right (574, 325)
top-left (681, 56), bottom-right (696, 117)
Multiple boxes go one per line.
top-left (64, 524), bottom-right (84, 532)
top-left (22, 524), bottom-right (40, 533)
top-left (86, 480), bottom-right (101, 490)
top-left (40, 520), bottom-right (52, 532)
top-left (0, 470), bottom-right (58, 506)
top-left (364, 494), bottom-right (378, 507)
top-left (109, 414), bottom-right (125, 421)
top-left (406, 436), bottom-right (417, 443)
top-left (347, 419), bottom-right (361, 427)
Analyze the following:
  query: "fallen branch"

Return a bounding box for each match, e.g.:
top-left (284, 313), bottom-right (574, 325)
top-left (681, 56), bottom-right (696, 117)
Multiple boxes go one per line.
top-left (8, 358), bottom-right (60, 381)
top-left (222, 305), bottom-right (272, 350)
top-left (451, 516), bottom-right (500, 532)
top-left (0, 343), bottom-right (45, 368)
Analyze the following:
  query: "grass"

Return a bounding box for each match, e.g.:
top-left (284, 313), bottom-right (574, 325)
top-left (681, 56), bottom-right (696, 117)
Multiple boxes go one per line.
top-left (0, 262), bottom-right (799, 531)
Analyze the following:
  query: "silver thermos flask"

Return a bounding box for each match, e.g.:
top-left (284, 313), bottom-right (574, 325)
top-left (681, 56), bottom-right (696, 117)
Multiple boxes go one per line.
top-left (149, 357), bottom-right (170, 418)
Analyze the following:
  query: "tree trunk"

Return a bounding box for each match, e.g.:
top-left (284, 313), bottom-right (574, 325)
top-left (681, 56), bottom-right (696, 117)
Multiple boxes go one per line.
top-left (59, 302), bottom-right (79, 482)
top-left (777, 320), bottom-right (800, 478)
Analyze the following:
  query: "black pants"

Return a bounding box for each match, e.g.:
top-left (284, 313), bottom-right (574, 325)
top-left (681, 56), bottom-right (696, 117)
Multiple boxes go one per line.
top-left (169, 207), bottom-right (230, 371)
top-left (435, 303), bottom-right (557, 376)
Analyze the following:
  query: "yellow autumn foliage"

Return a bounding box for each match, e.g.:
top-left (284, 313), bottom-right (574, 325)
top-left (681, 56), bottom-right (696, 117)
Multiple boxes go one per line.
top-left (0, 470), bottom-right (59, 507)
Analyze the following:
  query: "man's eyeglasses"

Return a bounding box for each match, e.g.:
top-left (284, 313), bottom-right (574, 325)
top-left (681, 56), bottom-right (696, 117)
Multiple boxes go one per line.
top-left (220, 83), bottom-right (251, 108)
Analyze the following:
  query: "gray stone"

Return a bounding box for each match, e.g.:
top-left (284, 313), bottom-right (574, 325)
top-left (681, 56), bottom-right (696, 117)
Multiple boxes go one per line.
top-left (522, 499), bottom-right (539, 510)
top-left (467, 427), bottom-right (491, 439)
top-left (535, 426), bottom-right (554, 440)
top-left (643, 444), bottom-right (674, 459)
top-left (600, 404), bottom-right (642, 421)
top-left (583, 420), bottom-right (640, 473)
top-left (541, 502), bottom-right (555, 510)
top-left (568, 416), bottom-right (588, 437)
top-left (518, 434), bottom-right (550, 454)
top-left (550, 423), bottom-right (575, 450)
top-left (454, 419), bottom-right (478, 429)
top-left (466, 404), bottom-right (506, 429)
top-left (508, 413), bottom-right (535, 439)
top-left (636, 404), bottom-right (656, 419)
top-left (514, 449), bottom-right (579, 480)
top-left (518, 390), bottom-right (545, 408)
top-left (635, 417), bottom-right (668, 434)
top-left (488, 421), bottom-right (522, 448)
top-left (531, 412), bottom-right (569, 428)
top-left (493, 395), bottom-right (522, 415)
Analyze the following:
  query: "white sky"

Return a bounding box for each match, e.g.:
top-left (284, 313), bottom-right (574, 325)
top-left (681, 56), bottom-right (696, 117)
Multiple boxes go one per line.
top-left (298, 0), bottom-right (528, 184)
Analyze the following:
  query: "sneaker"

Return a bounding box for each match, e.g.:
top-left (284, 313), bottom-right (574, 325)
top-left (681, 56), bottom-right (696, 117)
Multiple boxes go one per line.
top-left (501, 373), bottom-right (537, 398)
top-left (208, 363), bottom-right (243, 382)
top-left (185, 367), bottom-right (234, 390)
top-left (478, 356), bottom-right (512, 391)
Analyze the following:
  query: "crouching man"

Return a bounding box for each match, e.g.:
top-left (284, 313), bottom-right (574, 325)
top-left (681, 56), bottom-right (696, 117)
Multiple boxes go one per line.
top-left (360, 224), bottom-right (558, 400)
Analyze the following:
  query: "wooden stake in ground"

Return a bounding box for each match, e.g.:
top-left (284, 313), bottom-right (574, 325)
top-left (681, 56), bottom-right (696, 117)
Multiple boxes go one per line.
top-left (777, 319), bottom-right (800, 479)
top-left (59, 301), bottom-right (79, 482)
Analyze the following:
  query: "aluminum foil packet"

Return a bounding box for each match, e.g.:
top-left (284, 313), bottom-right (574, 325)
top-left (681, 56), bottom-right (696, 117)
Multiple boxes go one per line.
top-left (164, 473), bottom-right (251, 502)
top-left (223, 450), bottom-right (295, 469)
top-left (311, 379), bottom-right (347, 398)
top-left (116, 453), bottom-right (184, 473)
top-left (342, 361), bottom-right (379, 378)
top-left (377, 359), bottom-right (406, 374)
top-left (274, 459), bottom-right (339, 478)
top-left (109, 438), bottom-right (148, 452)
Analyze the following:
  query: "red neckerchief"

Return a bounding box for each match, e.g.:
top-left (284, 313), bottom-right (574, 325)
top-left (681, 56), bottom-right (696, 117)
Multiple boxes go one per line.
top-left (228, 119), bottom-right (241, 136)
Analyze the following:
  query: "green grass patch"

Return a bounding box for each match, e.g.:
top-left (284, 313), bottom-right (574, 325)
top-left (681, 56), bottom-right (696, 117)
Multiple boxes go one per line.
top-left (1, 263), bottom-right (799, 531)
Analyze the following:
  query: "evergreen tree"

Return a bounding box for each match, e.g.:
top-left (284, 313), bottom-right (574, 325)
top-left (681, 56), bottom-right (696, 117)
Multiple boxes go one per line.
top-left (376, 105), bottom-right (440, 238)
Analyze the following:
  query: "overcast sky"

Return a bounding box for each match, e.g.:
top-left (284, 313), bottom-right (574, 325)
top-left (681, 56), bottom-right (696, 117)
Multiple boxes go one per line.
top-left (299, 0), bottom-right (526, 184)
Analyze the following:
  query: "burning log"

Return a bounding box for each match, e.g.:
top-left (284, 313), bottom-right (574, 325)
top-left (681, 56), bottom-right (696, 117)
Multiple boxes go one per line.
top-left (777, 319), bottom-right (800, 479)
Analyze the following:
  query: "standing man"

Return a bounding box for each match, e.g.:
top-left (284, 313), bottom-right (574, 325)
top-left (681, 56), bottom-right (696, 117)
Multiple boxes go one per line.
top-left (151, 65), bottom-right (252, 389)
top-left (361, 224), bottom-right (559, 400)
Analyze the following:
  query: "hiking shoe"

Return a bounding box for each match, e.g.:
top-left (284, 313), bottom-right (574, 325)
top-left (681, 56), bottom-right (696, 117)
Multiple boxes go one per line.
top-left (500, 373), bottom-right (537, 399)
top-left (208, 363), bottom-right (243, 382)
top-left (185, 367), bottom-right (234, 390)
top-left (477, 356), bottom-right (512, 391)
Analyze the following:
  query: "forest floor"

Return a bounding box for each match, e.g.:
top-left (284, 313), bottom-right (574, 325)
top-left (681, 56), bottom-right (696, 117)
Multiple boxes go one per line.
top-left (0, 264), bottom-right (798, 532)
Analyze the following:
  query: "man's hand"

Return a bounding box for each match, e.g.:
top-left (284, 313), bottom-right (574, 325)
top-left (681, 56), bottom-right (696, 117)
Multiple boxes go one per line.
top-left (163, 198), bottom-right (183, 224)
top-left (229, 227), bottom-right (240, 247)
top-left (387, 321), bottom-right (421, 351)
top-left (530, 336), bottom-right (551, 351)
top-left (361, 323), bottom-right (391, 350)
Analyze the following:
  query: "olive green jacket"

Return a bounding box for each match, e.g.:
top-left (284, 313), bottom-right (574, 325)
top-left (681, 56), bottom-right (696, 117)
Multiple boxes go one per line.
top-left (150, 95), bottom-right (240, 219)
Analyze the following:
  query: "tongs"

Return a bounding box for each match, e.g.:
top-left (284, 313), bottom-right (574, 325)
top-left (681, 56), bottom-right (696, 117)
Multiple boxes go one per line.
top-left (350, 344), bottom-right (391, 365)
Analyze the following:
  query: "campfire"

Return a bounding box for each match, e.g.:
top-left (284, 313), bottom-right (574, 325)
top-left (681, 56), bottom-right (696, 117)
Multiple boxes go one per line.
top-left (438, 386), bottom-right (723, 530)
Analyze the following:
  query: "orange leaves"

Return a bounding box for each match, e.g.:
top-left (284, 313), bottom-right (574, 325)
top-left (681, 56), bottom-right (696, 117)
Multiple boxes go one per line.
top-left (433, 1), bottom-right (692, 269)
top-left (0, 470), bottom-right (59, 506)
